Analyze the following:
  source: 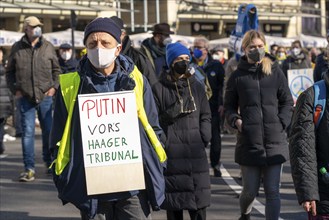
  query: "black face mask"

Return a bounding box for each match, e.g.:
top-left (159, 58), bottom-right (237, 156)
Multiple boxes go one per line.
top-left (247, 48), bottom-right (265, 63)
top-left (173, 60), bottom-right (189, 75)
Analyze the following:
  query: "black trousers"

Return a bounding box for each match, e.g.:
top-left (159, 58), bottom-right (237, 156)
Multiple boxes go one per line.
top-left (0, 118), bottom-right (5, 153)
top-left (80, 192), bottom-right (150, 220)
top-left (166, 207), bottom-right (207, 220)
top-left (210, 113), bottom-right (222, 168)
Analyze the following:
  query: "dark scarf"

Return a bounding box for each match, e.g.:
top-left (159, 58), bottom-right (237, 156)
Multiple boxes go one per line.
top-left (291, 52), bottom-right (306, 63)
top-left (143, 38), bottom-right (166, 59)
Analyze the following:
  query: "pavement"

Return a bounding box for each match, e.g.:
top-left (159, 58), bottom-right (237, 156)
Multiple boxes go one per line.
top-left (0, 126), bottom-right (308, 220)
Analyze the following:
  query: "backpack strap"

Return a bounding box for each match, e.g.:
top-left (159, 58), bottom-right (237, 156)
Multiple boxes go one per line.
top-left (313, 80), bottom-right (326, 129)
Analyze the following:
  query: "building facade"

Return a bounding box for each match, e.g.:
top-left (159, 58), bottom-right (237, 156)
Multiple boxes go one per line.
top-left (0, 0), bottom-right (328, 40)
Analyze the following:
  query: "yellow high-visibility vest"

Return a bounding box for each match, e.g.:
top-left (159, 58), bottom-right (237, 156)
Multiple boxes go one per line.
top-left (54, 66), bottom-right (166, 175)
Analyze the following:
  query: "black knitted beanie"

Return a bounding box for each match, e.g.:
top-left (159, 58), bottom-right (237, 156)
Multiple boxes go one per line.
top-left (83, 17), bottom-right (121, 44)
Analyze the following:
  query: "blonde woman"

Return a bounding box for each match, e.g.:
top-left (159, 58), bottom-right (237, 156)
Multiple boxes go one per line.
top-left (224, 30), bottom-right (293, 220)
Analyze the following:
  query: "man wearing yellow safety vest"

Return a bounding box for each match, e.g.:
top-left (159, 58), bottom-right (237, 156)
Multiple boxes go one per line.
top-left (49, 17), bottom-right (166, 220)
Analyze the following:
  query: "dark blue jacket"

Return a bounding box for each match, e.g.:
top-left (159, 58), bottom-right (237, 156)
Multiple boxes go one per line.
top-left (313, 53), bottom-right (328, 83)
top-left (59, 57), bottom-right (79, 74)
top-left (50, 54), bottom-right (165, 218)
top-left (195, 55), bottom-right (225, 113)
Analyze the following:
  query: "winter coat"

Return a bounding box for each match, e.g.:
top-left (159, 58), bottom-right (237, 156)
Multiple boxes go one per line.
top-left (49, 55), bottom-right (165, 217)
top-left (6, 35), bottom-right (60, 104)
top-left (202, 55), bottom-right (225, 113)
top-left (281, 53), bottom-right (312, 79)
top-left (121, 36), bottom-right (158, 86)
top-left (224, 54), bottom-right (294, 166)
top-left (289, 73), bottom-right (329, 214)
top-left (59, 57), bottom-right (79, 74)
top-left (313, 53), bottom-right (328, 83)
top-left (0, 63), bottom-right (12, 118)
top-left (152, 71), bottom-right (212, 210)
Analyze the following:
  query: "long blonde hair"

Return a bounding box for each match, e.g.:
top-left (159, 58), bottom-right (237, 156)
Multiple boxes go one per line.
top-left (242, 30), bottom-right (272, 75)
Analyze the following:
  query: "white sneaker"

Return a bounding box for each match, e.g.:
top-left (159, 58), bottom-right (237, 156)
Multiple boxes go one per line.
top-left (3, 134), bottom-right (16, 142)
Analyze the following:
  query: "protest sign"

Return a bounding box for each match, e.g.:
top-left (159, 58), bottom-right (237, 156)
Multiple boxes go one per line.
top-left (287, 68), bottom-right (313, 104)
top-left (78, 90), bottom-right (145, 195)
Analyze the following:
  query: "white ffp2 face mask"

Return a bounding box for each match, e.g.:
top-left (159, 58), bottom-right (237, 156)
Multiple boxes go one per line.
top-left (33, 26), bottom-right (42, 38)
top-left (87, 46), bottom-right (119, 69)
top-left (292, 48), bottom-right (301, 56)
top-left (60, 52), bottom-right (72, 61)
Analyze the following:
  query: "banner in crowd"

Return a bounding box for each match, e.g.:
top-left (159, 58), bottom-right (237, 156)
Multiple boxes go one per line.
top-left (287, 68), bottom-right (314, 104)
top-left (0, 30), bottom-right (23, 47)
top-left (78, 91), bottom-right (145, 195)
top-left (43, 29), bottom-right (85, 48)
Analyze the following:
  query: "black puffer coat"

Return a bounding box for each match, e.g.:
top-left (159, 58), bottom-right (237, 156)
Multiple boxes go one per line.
top-left (0, 63), bottom-right (12, 118)
top-left (121, 36), bottom-right (158, 86)
top-left (289, 72), bottom-right (329, 214)
top-left (224, 54), bottom-right (294, 166)
top-left (152, 71), bottom-right (211, 211)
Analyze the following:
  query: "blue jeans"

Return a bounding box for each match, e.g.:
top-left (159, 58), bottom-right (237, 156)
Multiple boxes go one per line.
top-left (20, 96), bottom-right (53, 171)
top-left (240, 164), bottom-right (282, 220)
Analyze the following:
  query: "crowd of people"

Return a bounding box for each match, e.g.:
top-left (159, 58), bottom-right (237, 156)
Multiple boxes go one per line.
top-left (0, 15), bottom-right (328, 220)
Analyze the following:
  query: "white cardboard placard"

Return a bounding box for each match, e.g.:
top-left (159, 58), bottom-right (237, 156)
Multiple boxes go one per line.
top-left (287, 68), bottom-right (314, 104)
top-left (78, 90), bottom-right (145, 195)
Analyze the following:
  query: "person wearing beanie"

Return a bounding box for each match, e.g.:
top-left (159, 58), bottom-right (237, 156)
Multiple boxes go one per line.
top-left (152, 42), bottom-right (212, 220)
top-left (140, 22), bottom-right (174, 77)
top-left (165, 42), bottom-right (191, 69)
top-left (50, 17), bottom-right (166, 219)
top-left (6, 16), bottom-right (61, 182)
top-left (110, 16), bottom-right (158, 86)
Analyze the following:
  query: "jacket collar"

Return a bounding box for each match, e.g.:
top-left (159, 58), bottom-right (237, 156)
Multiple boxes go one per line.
top-left (237, 53), bottom-right (277, 73)
top-left (21, 34), bottom-right (43, 48)
top-left (77, 54), bottom-right (136, 93)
